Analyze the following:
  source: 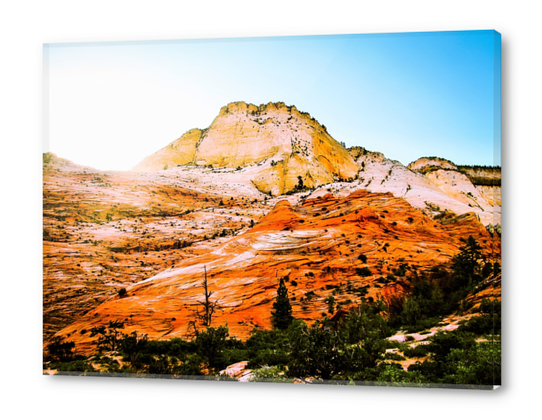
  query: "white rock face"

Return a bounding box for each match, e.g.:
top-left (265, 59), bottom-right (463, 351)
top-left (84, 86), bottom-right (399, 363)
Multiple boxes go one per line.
top-left (407, 157), bottom-right (501, 226)
top-left (308, 153), bottom-right (500, 226)
top-left (219, 361), bottom-right (253, 381)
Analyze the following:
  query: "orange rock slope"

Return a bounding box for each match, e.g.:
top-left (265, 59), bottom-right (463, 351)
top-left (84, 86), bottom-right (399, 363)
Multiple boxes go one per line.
top-left (42, 159), bottom-right (270, 340)
top-left (54, 189), bottom-right (500, 353)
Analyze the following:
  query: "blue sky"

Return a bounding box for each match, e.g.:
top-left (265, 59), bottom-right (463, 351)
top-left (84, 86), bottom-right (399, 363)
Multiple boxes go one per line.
top-left (45, 30), bottom-right (501, 171)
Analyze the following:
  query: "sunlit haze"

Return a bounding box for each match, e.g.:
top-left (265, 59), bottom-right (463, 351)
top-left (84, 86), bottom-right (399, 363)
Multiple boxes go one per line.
top-left (45, 31), bottom-right (501, 171)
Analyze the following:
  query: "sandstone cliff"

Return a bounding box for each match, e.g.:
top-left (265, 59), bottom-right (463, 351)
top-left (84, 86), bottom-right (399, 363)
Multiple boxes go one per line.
top-left (133, 102), bottom-right (358, 195)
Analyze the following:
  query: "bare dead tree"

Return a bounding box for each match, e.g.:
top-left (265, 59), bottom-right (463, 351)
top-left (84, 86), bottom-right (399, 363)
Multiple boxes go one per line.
top-left (189, 265), bottom-right (220, 335)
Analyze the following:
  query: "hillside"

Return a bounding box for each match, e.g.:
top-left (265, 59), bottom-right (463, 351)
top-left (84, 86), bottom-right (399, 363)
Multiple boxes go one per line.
top-left (44, 103), bottom-right (501, 366)
top-left (51, 188), bottom-right (498, 354)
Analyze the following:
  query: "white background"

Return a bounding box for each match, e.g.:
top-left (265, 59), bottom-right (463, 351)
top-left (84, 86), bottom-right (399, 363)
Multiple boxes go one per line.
top-left (0, 1), bottom-right (539, 419)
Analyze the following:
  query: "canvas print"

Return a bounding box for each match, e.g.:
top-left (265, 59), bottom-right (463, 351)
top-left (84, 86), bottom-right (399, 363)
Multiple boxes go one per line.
top-left (43, 30), bottom-right (501, 389)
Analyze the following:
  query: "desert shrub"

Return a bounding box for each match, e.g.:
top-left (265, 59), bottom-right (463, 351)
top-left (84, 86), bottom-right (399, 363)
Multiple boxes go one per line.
top-left (195, 325), bottom-right (229, 370)
top-left (43, 152), bottom-right (54, 164)
top-left (175, 354), bottom-right (204, 376)
top-left (460, 299), bottom-right (501, 336)
top-left (392, 263), bottom-right (409, 277)
top-left (119, 331), bottom-right (149, 370)
top-left (404, 317), bottom-right (442, 334)
top-left (375, 276), bottom-right (387, 284)
top-left (356, 267), bottom-right (373, 277)
top-left (221, 337), bottom-right (248, 365)
top-left (245, 328), bottom-right (290, 369)
top-left (144, 337), bottom-right (197, 358)
top-left (444, 341), bottom-right (501, 386)
top-left (409, 333), bottom-right (499, 387)
top-left (385, 352), bottom-right (406, 361)
top-left (222, 348), bottom-right (249, 367)
top-left (287, 302), bottom-right (392, 381)
top-left (90, 320), bottom-right (126, 352)
top-left (460, 316), bottom-right (496, 336)
top-left (403, 345), bottom-right (430, 358)
top-left (386, 273), bottom-right (397, 282)
top-left (401, 297), bottom-right (422, 327)
top-left (305, 291), bottom-right (317, 301)
top-left (249, 365), bottom-right (292, 382)
top-left (479, 298), bottom-right (501, 316)
top-left (224, 336), bottom-right (245, 349)
top-left (388, 271), bottom-right (448, 331)
top-left (46, 336), bottom-right (75, 362)
top-left (376, 363), bottom-right (425, 384)
top-left (384, 340), bottom-right (409, 351)
top-left (55, 360), bottom-right (96, 373)
top-left (426, 330), bottom-right (476, 362)
top-left (147, 355), bottom-right (175, 375)
top-left (286, 319), bottom-right (343, 380)
top-left (352, 285), bottom-right (370, 299)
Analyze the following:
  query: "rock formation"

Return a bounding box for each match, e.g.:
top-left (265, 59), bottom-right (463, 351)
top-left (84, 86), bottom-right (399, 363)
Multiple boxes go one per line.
top-left (133, 102), bottom-right (358, 195)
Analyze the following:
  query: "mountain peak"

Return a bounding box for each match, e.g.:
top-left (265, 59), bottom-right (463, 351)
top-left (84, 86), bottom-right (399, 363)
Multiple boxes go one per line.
top-left (218, 101), bottom-right (299, 117)
top-left (133, 102), bottom-right (358, 195)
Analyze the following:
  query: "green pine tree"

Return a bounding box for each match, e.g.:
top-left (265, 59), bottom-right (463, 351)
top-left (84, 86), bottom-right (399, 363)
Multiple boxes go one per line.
top-left (271, 276), bottom-right (294, 330)
top-left (452, 235), bottom-right (483, 288)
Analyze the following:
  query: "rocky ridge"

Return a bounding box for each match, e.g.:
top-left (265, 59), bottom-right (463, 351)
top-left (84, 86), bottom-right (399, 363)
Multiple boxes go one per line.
top-left (133, 103), bottom-right (500, 226)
